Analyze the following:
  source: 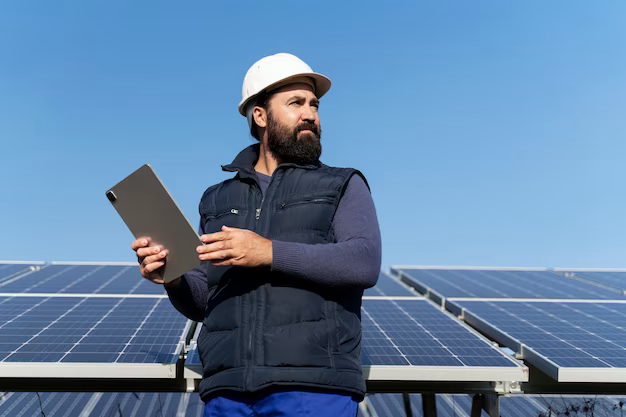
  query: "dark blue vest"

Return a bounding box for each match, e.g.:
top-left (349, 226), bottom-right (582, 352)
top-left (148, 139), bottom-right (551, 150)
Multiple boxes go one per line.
top-left (196, 144), bottom-right (367, 400)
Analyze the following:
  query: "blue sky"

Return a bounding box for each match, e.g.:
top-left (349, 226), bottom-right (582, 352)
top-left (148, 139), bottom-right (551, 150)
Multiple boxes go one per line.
top-left (1, 1), bottom-right (625, 269)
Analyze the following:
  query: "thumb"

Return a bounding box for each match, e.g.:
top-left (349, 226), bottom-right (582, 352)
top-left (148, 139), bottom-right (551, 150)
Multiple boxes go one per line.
top-left (222, 225), bottom-right (234, 231)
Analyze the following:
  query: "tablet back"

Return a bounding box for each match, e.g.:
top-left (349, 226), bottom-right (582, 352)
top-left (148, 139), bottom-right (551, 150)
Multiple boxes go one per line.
top-left (106, 164), bottom-right (203, 283)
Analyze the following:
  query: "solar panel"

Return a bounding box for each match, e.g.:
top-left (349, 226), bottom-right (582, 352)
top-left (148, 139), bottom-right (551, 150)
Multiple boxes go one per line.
top-left (0, 392), bottom-right (207, 417)
top-left (0, 295), bottom-right (188, 378)
top-left (184, 298), bottom-right (527, 383)
top-left (0, 264), bottom-right (164, 295)
top-left (361, 299), bottom-right (518, 368)
top-left (455, 300), bottom-right (626, 382)
top-left (363, 272), bottom-right (416, 297)
top-left (393, 267), bottom-right (625, 299)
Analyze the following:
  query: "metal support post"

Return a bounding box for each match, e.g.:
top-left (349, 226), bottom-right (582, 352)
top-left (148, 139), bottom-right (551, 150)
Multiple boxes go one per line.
top-left (482, 393), bottom-right (500, 417)
top-left (470, 394), bottom-right (483, 417)
top-left (401, 393), bottom-right (413, 417)
top-left (470, 393), bottom-right (500, 417)
top-left (421, 393), bottom-right (437, 417)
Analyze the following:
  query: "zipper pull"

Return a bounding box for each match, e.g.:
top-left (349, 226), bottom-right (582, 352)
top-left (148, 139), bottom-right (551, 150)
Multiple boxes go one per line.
top-left (231, 209), bottom-right (239, 214)
top-left (255, 208), bottom-right (261, 220)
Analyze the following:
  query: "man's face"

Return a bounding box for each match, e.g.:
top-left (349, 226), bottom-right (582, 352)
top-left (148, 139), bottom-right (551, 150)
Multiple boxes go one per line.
top-left (265, 82), bottom-right (322, 165)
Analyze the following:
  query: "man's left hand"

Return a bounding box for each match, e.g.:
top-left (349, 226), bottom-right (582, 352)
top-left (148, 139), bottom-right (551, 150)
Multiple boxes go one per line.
top-left (198, 226), bottom-right (272, 267)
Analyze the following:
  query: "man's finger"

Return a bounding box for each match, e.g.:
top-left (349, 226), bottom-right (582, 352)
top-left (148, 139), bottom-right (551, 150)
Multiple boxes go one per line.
top-left (142, 252), bottom-right (168, 267)
top-left (197, 241), bottom-right (231, 254)
top-left (144, 261), bottom-right (165, 274)
top-left (200, 231), bottom-right (230, 244)
top-left (131, 237), bottom-right (152, 251)
top-left (137, 245), bottom-right (162, 259)
top-left (199, 249), bottom-right (236, 261)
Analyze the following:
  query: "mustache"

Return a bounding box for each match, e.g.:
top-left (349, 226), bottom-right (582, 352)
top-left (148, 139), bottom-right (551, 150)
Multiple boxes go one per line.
top-left (295, 122), bottom-right (320, 137)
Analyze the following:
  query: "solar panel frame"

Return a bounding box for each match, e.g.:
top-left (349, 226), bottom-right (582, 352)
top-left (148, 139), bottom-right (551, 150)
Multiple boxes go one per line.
top-left (451, 299), bottom-right (626, 383)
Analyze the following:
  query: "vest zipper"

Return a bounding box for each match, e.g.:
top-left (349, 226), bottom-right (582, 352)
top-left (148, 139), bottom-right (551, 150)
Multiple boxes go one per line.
top-left (247, 177), bottom-right (267, 388)
top-left (247, 171), bottom-right (279, 388)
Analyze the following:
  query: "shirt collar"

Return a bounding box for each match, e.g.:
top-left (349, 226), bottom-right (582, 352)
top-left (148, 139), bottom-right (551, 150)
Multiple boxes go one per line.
top-left (221, 144), bottom-right (321, 180)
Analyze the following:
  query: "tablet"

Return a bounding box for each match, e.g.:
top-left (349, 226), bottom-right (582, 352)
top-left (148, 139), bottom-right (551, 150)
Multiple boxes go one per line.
top-left (105, 164), bottom-right (204, 283)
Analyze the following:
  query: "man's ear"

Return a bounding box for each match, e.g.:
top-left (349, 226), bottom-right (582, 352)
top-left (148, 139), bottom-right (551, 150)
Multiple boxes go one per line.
top-left (253, 106), bottom-right (267, 129)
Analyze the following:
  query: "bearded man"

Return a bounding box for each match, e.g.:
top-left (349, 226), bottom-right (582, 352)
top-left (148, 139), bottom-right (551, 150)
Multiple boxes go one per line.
top-left (131, 53), bottom-right (381, 417)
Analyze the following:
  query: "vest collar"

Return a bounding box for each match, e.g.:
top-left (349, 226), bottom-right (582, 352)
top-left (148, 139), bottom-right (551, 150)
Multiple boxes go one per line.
top-left (222, 144), bottom-right (321, 179)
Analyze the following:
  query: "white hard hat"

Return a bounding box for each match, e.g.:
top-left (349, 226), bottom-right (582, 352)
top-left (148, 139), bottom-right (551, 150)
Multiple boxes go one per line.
top-left (239, 53), bottom-right (331, 116)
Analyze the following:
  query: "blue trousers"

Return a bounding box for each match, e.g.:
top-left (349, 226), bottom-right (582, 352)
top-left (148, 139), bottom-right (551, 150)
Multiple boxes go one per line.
top-left (203, 389), bottom-right (359, 417)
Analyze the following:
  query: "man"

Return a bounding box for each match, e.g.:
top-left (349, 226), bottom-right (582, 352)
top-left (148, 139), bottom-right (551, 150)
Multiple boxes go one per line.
top-left (131, 53), bottom-right (381, 416)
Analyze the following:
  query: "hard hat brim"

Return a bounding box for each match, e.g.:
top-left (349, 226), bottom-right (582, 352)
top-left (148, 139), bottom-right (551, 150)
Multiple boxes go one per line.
top-left (238, 72), bottom-right (331, 116)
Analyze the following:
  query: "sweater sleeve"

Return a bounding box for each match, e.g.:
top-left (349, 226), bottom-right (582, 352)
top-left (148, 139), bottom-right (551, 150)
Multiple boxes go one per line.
top-left (271, 174), bottom-right (382, 289)
top-left (165, 222), bottom-right (211, 322)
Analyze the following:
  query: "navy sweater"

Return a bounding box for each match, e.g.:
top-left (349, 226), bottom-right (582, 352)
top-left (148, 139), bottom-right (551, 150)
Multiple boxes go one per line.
top-left (166, 171), bottom-right (381, 320)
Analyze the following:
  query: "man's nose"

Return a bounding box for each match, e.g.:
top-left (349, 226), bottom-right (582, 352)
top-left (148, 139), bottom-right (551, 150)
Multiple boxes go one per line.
top-left (301, 104), bottom-right (317, 122)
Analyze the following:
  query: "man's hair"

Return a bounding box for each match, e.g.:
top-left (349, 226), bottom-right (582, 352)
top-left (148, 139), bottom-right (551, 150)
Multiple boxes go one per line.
top-left (249, 90), bottom-right (271, 141)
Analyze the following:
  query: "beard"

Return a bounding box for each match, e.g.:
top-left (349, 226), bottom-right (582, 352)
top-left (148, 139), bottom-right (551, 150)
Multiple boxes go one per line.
top-left (266, 111), bottom-right (322, 165)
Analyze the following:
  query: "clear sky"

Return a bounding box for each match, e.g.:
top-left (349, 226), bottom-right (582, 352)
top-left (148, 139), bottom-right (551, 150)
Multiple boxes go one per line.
top-left (1, 1), bottom-right (625, 269)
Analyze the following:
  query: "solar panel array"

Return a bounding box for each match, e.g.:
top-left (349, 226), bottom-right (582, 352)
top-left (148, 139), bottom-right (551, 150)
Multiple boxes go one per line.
top-left (12, 260), bottom-right (626, 413)
top-left (393, 267), bottom-right (626, 383)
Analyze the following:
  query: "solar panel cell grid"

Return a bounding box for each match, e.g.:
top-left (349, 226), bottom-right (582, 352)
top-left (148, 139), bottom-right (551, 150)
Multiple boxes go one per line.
top-left (362, 299), bottom-right (517, 367)
top-left (0, 297), bottom-right (186, 364)
top-left (458, 301), bottom-right (626, 368)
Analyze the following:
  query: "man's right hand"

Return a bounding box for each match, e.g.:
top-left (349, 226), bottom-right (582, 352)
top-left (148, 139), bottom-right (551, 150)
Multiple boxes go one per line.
top-left (131, 237), bottom-right (169, 285)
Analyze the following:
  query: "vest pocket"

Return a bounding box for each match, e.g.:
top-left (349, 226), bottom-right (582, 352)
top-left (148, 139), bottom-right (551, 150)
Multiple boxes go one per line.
top-left (279, 197), bottom-right (334, 211)
top-left (202, 208), bottom-right (247, 234)
top-left (205, 209), bottom-right (242, 219)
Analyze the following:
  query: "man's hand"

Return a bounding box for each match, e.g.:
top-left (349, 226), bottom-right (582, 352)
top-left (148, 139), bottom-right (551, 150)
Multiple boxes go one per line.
top-left (131, 237), bottom-right (169, 285)
top-left (198, 226), bottom-right (272, 267)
